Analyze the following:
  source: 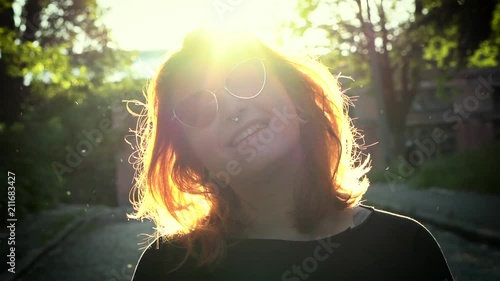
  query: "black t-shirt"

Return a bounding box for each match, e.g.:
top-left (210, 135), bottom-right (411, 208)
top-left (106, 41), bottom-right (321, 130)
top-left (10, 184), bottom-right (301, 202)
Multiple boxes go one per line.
top-left (131, 206), bottom-right (454, 281)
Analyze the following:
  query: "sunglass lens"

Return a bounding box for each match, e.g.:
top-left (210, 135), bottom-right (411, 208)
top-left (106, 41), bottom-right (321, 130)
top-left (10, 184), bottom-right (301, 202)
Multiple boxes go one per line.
top-left (174, 90), bottom-right (217, 128)
top-left (225, 58), bottom-right (265, 99)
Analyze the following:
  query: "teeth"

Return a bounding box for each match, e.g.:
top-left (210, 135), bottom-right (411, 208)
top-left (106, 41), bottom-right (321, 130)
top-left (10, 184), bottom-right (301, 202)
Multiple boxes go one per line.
top-left (233, 123), bottom-right (267, 145)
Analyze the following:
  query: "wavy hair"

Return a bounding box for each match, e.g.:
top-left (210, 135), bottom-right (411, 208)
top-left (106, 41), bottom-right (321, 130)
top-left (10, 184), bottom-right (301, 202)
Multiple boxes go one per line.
top-left (127, 29), bottom-right (371, 270)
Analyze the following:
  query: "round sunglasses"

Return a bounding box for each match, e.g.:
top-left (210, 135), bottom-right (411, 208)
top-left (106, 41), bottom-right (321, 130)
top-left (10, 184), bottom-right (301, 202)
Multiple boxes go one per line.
top-left (171, 57), bottom-right (267, 128)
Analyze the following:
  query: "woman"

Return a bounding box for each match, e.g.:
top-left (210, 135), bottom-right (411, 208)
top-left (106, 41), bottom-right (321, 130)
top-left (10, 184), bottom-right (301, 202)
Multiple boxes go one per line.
top-left (128, 29), bottom-right (454, 281)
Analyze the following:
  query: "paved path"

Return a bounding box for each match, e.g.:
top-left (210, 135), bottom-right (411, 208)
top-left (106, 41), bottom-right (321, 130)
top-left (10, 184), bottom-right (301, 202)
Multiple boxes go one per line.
top-left (16, 207), bottom-right (154, 281)
top-left (364, 183), bottom-right (500, 242)
top-left (426, 224), bottom-right (500, 281)
top-left (11, 206), bottom-right (500, 281)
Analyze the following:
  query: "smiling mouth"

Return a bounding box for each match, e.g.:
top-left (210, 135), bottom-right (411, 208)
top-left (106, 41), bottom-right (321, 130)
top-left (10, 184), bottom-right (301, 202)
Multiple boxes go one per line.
top-left (231, 122), bottom-right (268, 147)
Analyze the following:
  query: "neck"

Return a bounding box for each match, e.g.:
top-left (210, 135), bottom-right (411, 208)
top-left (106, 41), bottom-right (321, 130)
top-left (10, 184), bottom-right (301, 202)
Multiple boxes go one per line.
top-left (228, 148), bottom-right (334, 240)
top-left (236, 164), bottom-right (299, 234)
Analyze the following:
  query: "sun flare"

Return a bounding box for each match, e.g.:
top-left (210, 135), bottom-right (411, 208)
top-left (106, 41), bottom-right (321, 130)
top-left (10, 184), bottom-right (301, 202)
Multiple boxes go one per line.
top-left (99, 0), bottom-right (297, 51)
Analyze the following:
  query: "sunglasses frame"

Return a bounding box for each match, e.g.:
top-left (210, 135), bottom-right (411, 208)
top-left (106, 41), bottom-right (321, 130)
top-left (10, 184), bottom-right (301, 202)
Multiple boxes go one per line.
top-left (171, 57), bottom-right (267, 128)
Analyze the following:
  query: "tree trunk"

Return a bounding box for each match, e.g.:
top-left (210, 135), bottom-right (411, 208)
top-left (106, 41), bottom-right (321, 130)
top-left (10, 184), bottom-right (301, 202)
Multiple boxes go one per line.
top-left (0, 0), bottom-right (43, 126)
top-left (355, 0), bottom-right (392, 166)
top-left (0, 1), bottom-right (24, 126)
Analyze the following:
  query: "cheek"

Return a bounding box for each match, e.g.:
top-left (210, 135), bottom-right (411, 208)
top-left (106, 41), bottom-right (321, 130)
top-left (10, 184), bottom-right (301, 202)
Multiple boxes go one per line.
top-left (237, 104), bottom-right (303, 168)
top-left (258, 78), bottom-right (296, 113)
top-left (185, 130), bottom-right (230, 172)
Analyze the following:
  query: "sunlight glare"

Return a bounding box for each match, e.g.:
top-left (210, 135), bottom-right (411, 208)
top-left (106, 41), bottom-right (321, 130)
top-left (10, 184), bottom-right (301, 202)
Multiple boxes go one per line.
top-left (99, 0), bottom-right (296, 51)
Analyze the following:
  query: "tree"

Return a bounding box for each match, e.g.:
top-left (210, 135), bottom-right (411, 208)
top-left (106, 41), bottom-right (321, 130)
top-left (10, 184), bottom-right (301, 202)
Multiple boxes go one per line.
top-left (0, 0), bottom-right (138, 214)
top-left (284, 0), bottom-right (500, 165)
top-left (419, 0), bottom-right (499, 68)
top-left (0, 0), bottom-right (129, 125)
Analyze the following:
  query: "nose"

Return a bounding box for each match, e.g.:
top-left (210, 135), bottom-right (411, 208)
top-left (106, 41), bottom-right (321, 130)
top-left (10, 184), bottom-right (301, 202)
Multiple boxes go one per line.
top-left (217, 89), bottom-right (248, 123)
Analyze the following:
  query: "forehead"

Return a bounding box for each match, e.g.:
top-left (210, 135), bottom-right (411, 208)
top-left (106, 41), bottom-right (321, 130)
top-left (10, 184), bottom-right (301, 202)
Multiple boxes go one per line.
top-left (168, 57), bottom-right (266, 103)
top-left (169, 63), bottom-right (226, 104)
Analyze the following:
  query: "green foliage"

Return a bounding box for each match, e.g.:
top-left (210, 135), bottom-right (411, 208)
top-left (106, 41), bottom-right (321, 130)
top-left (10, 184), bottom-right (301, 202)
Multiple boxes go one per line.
top-left (422, 26), bottom-right (459, 68)
top-left (285, 0), bottom-right (500, 84)
top-left (421, 0), bottom-right (500, 68)
top-left (53, 81), bottom-right (143, 206)
top-left (321, 49), bottom-right (371, 90)
top-left (366, 168), bottom-right (388, 184)
top-left (368, 141), bottom-right (500, 195)
top-left (367, 159), bottom-right (408, 185)
top-left (468, 40), bottom-right (500, 68)
top-left (467, 3), bottom-right (500, 68)
top-left (0, 108), bottom-right (66, 216)
top-left (284, 0), bottom-right (499, 166)
top-left (0, 27), bottom-right (68, 76)
top-left (1, 0), bottom-right (141, 215)
top-left (0, 78), bottom-right (144, 216)
top-left (409, 141), bottom-right (500, 194)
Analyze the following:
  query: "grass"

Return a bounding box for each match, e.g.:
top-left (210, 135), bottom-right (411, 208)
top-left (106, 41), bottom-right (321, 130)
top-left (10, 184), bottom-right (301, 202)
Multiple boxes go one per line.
top-left (367, 168), bottom-right (388, 183)
top-left (368, 141), bottom-right (500, 194)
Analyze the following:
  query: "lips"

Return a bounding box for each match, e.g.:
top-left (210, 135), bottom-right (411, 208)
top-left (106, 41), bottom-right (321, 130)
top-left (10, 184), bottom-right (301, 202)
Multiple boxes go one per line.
top-left (232, 123), bottom-right (267, 146)
top-left (226, 119), bottom-right (270, 147)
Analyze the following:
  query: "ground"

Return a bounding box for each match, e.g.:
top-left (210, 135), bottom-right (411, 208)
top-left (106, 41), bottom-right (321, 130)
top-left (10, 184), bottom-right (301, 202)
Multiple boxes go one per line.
top-left (16, 207), bottom-right (500, 281)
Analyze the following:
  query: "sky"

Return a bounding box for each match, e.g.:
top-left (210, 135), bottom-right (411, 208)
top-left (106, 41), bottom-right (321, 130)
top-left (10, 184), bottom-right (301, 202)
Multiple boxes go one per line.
top-left (98, 0), bottom-right (299, 51)
top-left (97, 0), bottom-right (412, 54)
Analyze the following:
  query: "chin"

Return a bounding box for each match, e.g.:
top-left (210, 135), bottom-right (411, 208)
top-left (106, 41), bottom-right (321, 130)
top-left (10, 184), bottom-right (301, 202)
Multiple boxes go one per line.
top-left (232, 121), bottom-right (302, 180)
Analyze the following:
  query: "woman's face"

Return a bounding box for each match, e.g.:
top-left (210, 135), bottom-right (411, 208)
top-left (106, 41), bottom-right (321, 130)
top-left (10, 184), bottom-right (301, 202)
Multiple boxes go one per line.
top-left (169, 58), bottom-right (304, 187)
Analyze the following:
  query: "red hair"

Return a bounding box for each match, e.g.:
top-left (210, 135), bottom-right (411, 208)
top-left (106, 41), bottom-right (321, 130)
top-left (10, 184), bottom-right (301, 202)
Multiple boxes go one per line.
top-left (127, 29), bottom-right (371, 270)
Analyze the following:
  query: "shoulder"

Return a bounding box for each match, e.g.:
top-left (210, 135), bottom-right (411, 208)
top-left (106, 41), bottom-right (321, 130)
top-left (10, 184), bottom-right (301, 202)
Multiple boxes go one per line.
top-left (355, 206), bottom-right (453, 277)
top-left (366, 207), bottom-right (447, 255)
top-left (363, 205), bottom-right (428, 233)
top-left (357, 205), bottom-right (437, 252)
top-left (364, 206), bottom-right (454, 280)
top-left (139, 235), bottom-right (185, 259)
top-left (131, 235), bottom-right (189, 281)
